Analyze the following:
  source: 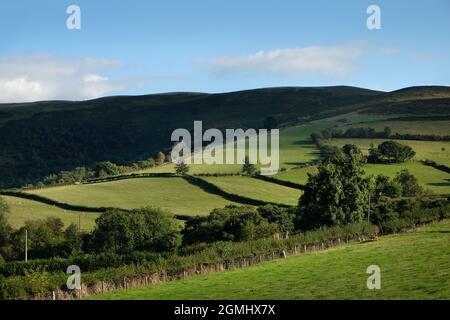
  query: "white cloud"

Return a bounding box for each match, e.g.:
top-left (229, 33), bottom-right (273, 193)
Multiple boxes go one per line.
top-left (209, 44), bottom-right (365, 77)
top-left (0, 54), bottom-right (126, 103)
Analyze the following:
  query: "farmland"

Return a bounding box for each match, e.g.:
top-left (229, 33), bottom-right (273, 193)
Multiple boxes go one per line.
top-left (325, 138), bottom-right (450, 166)
top-left (91, 220), bottom-right (450, 300)
top-left (200, 176), bottom-right (301, 205)
top-left (24, 177), bottom-right (242, 216)
top-left (275, 162), bottom-right (450, 196)
top-left (2, 195), bottom-right (98, 231)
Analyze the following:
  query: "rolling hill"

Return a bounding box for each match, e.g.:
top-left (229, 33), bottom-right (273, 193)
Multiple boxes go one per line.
top-left (6, 85), bottom-right (443, 188)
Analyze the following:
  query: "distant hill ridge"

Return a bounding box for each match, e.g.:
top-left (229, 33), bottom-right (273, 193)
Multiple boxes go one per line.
top-left (0, 85), bottom-right (449, 188)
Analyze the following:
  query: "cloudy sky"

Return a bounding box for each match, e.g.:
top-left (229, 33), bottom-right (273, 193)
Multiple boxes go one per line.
top-left (0, 0), bottom-right (449, 102)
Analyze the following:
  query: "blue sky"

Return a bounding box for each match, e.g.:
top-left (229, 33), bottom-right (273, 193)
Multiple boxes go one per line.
top-left (0, 0), bottom-right (449, 102)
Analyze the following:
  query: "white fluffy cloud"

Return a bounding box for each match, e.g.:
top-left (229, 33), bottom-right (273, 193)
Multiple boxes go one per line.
top-left (0, 54), bottom-right (126, 103)
top-left (210, 44), bottom-right (365, 77)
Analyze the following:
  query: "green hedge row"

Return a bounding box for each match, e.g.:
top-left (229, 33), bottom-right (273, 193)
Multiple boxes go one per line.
top-left (183, 175), bottom-right (292, 208)
top-left (0, 222), bottom-right (375, 278)
top-left (252, 174), bottom-right (305, 190)
top-left (0, 191), bottom-right (108, 213)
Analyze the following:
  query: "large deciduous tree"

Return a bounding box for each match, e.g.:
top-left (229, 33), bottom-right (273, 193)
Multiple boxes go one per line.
top-left (296, 145), bottom-right (369, 229)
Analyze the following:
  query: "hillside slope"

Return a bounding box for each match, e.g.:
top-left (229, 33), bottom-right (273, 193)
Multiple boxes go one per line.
top-left (1, 85), bottom-right (449, 188)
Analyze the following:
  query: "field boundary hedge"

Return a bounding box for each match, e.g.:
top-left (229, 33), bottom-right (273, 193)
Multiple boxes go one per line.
top-left (252, 174), bottom-right (305, 190)
top-left (83, 172), bottom-right (177, 184)
top-left (2, 222), bottom-right (379, 299)
top-left (182, 175), bottom-right (293, 208)
top-left (421, 160), bottom-right (450, 174)
top-left (0, 191), bottom-right (193, 222)
top-left (0, 191), bottom-right (109, 213)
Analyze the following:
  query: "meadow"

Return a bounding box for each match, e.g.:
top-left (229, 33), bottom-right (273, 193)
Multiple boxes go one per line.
top-left (339, 119), bottom-right (450, 136)
top-left (25, 177), bottom-right (241, 216)
top-left (325, 138), bottom-right (450, 166)
top-left (91, 220), bottom-right (450, 300)
top-left (200, 176), bottom-right (302, 205)
top-left (275, 162), bottom-right (450, 195)
top-left (3, 195), bottom-right (98, 231)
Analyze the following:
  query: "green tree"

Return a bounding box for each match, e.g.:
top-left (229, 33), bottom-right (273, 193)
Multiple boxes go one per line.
top-left (297, 147), bottom-right (368, 229)
top-left (175, 161), bottom-right (190, 175)
top-left (374, 174), bottom-right (403, 198)
top-left (11, 217), bottom-right (69, 260)
top-left (377, 141), bottom-right (415, 163)
top-left (394, 169), bottom-right (423, 197)
top-left (183, 205), bottom-right (278, 244)
top-left (257, 205), bottom-right (295, 234)
top-left (90, 207), bottom-right (181, 254)
top-left (95, 161), bottom-right (120, 178)
top-left (242, 156), bottom-right (256, 175)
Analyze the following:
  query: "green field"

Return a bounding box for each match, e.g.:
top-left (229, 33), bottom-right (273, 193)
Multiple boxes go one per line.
top-left (2, 195), bottom-right (98, 231)
top-left (364, 162), bottom-right (450, 195)
top-left (139, 122), bottom-right (329, 175)
top-left (274, 162), bottom-right (450, 195)
top-left (92, 220), bottom-right (450, 300)
top-left (339, 119), bottom-right (450, 136)
top-left (25, 178), bottom-right (241, 216)
top-left (274, 166), bottom-right (318, 185)
top-left (200, 176), bottom-right (301, 205)
top-left (326, 138), bottom-right (450, 166)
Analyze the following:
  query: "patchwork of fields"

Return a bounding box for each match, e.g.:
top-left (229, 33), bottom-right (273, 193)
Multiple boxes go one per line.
top-left (4, 115), bottom-right (450, 227)
top-left (90, 220), bottom-right (450, 300)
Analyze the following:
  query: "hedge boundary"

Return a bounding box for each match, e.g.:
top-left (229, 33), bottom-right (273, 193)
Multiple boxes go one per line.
top-left (252, 174), bottom-right (305, 190)
top-left (182, 175), bottom-right (293, 208)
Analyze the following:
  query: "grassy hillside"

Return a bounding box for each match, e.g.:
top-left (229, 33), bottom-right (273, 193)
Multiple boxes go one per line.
top-left (200, 176), bottom-right (301, 205)
top-left (275, 162), bottom-right (450, 195)
top-left (24, 177), bottom-right (241, 216)
top-left (326, 138), bottom-right (450, 166)
top-left (0, 86), bottom-right (381, 188)
top-left (3, 195), bottom-right (98, 231)
top-left (91, 220), bottom-right (450, 300)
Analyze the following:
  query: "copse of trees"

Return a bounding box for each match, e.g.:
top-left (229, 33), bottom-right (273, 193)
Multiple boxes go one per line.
top-left (368, 141), bottom-right (415, 163)
top-left (32, 153), bottom-right (167, 188)
top-left (85, 207), bottom-right (181, 254)
top-left (182, 206), bottom-right (280, 245)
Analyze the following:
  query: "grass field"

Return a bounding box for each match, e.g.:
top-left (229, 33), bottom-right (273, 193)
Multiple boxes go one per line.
top-left (2, 195), bottom-right (98, 231)
top-left (274, 166), bottom-right (318, 185)
top-left (326, 138), bottom-right (450, 166)
top-left (274, 162), bottom-right (450, 195)
top-left (139, 122), bottom-right (330, 175)
top-left (200, 176), bottom-right (301, 205)
top-left (364, 162), bottom-right (450, 195)
top-left (25, 177), bottom-right (241, 216)
top-left (91, 220), bottom-right (450, 300)
top-left (339, 119), bottom-right (450, 136)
